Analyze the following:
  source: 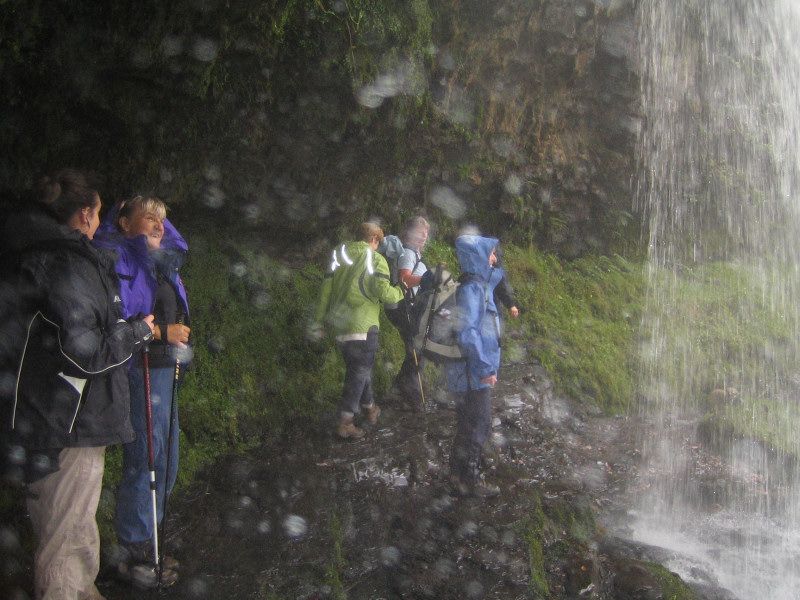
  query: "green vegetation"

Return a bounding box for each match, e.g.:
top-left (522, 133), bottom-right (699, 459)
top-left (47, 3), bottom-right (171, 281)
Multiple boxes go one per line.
top-left (517, 493), bottom-right (599, 598)
top-left (642, 261), bottom-right (800, 455)
top-left (519, 495), bottom-right (550, 598)
top-left (324, 513), bottom-right (347, 600)
top-left (645, 562), bottom-right (699, 600)
top-left (509, 247), bottom-right (644, 412)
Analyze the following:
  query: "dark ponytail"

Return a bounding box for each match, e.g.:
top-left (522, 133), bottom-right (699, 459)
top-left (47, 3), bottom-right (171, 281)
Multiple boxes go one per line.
top-left (34, 169), bottom-right (99, 224)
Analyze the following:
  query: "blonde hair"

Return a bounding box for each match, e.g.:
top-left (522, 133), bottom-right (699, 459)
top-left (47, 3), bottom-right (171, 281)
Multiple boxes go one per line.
top-left (115, 195), bottom-right (167, 231)
top-left (359, 222), bottom-right (385, 244)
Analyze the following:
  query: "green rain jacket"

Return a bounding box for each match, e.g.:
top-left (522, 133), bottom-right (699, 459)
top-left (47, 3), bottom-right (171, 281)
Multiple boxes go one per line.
top-left (315, 240), bottom-right (404, 340)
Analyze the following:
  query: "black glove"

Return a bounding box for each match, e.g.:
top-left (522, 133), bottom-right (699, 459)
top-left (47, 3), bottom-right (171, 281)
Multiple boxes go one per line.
top-left (130, 318), bottom-right (154, 347)
top-left (419, 269), bottom-right (435, 291)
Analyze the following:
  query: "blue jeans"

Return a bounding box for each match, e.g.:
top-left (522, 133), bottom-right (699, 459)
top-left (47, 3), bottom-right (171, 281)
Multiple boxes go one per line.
top-left (115, 365), bottom-right (179, 546)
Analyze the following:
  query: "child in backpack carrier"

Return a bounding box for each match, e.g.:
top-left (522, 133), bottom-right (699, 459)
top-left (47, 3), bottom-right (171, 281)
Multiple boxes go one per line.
top-left (444, 234), bottom-right (504, 498)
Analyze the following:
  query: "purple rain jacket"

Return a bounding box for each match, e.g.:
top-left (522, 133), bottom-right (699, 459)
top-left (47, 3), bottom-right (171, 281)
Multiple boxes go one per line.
top-left (93, 202), bottom-right (190, 325)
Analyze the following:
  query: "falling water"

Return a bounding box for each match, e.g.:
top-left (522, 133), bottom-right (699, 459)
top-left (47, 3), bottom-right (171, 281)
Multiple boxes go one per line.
top-left (635, 1), bottom-right (800, 597)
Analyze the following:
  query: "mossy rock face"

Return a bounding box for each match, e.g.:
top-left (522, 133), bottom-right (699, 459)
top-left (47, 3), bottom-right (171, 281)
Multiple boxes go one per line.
top-left (611, 559), bottom-right (699, 600)
top-left (0, 0), bottom-right (642, 256)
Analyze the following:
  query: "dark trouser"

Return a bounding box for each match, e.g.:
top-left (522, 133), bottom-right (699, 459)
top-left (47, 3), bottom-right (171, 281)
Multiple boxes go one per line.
top-left (337, 326), bottom-right (379, 416)
top-left (450, 387), bottom-right (492, 484)
top-left (395, 344), bottom-right (425, 400)
top-left (386, 304), bottom-right (424, 401)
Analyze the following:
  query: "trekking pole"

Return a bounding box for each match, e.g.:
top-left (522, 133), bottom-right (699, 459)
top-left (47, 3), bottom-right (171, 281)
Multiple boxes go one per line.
top-left (142, 348), bottom-right (160, 571)
top-left (158, 319), bottom-right (183, 586)
top-left (402, 298), bottom-right (426, 406)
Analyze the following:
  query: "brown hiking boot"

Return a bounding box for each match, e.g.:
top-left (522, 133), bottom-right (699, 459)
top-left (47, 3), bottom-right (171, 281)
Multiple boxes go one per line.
top-left (364, 403), bottom-right (381, 426)
top-left (336, 416), bottom-right (365, 439)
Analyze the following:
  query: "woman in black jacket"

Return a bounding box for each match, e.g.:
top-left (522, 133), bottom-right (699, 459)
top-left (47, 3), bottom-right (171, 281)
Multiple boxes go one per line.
top-left (2, 169), bottom-right (154, 600)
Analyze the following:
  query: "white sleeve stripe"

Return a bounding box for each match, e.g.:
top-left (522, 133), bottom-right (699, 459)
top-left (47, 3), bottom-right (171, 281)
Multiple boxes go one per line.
top-left (340, 245), bottom-right (353, 265)
top-left (366, 248), bottom-right (374, 275)
top-left (11, 312), bottom-right (37, 429)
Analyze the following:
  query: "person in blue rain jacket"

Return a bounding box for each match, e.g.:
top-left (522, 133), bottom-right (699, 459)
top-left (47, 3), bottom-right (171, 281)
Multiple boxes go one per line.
top-left (445, 234), bottom-right (503, 497)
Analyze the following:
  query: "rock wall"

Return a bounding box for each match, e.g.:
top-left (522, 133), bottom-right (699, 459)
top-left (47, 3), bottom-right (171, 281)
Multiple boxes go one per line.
top-left (0, 0), bottom-right (642, 256)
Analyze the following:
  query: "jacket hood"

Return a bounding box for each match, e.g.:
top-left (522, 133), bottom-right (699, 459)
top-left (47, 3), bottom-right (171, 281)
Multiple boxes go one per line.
top-left (455, 235), bottom-right (499, 281)
top-left (94, 200), bottom-right (188, 256)
top-left (2, 206), bottom-right (85, 253)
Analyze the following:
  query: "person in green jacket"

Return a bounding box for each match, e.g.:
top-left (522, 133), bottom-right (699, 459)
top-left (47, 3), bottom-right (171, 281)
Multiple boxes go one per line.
top-left (314, 222), bottom-right (405, 439)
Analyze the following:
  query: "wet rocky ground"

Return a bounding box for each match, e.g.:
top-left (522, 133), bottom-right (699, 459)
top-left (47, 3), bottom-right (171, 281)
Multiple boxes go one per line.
top-left (4, 360), bottom-right (741, 599)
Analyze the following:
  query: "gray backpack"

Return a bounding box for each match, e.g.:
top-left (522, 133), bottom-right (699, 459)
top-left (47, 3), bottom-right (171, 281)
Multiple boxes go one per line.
top-left (411, 265), bottom-right (484, 363)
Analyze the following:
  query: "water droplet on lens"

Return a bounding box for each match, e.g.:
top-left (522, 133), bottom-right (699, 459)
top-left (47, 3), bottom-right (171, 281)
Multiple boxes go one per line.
top-left (257, 520), bottom-right (271, 535)
top-left (0, 526), bottom-right (20, 551)
top-left (380, 545), bottom-right (401, 567)
top-left (7, 445), bottom-right (25, 466)
top-left (192, 37), bottom-right (219, 62)
top-left (356, 85), bottom-right (384, 108)
top-left (203, 165), bottom-right (221, 181)
top-left (203, 185), bottom-right (226, 209)
top-left (252, 291), bottom-right (270, 309)
top-left (434, 557), bottom-right (455, 579)
top-left (161, 35), bottom-right (184, 58)
top-left (465, 580), bottom-right (484, 598)
top-left (504, 174), bottom-right (523, 195)
top-left (283, 514), bottom-right (308, 540)
top-left (457, 521), bottom-right (478, 538)
top-left (430, 185), bottom-right (466, 220)
top-left (231, 262), bottom-right (247, 277)
top-left (242, 203), bottom-right (260, 222)
top-left (186, 576), bottom-right (209, 597)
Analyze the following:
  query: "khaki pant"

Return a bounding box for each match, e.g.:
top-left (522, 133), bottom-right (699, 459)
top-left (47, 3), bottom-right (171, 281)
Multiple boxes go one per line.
top-left (27, 446), bottom-right (106, 600)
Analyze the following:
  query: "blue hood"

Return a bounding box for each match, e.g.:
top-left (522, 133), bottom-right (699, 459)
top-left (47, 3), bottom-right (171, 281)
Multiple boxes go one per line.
top-left (455, 235), bottom-right (498, 282)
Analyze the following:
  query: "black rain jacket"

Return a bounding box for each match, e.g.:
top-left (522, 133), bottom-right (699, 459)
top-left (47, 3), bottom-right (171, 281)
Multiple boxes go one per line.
top-left (2, 208), bottom-right (151, 457)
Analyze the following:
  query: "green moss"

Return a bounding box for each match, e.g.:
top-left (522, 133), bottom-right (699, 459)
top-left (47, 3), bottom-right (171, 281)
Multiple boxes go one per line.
top-left (548, 497), bottom-right (596, 544)
top-left (645, 562), bottom-right (699, 600)
top-left (324, 513), bottom-right (347, 600)
top-left (507, 248), bottom-right (644, 412)
top-left (519, 496), bottom-right (550, 598)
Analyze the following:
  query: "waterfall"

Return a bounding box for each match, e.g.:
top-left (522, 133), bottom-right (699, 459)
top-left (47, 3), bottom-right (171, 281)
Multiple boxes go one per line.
top-left (635, 1), bottom-right (800, 597)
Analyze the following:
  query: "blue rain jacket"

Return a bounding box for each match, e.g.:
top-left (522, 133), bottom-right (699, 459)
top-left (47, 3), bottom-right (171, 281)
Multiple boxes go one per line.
top-left (445, 235), bottom-right (503, 392)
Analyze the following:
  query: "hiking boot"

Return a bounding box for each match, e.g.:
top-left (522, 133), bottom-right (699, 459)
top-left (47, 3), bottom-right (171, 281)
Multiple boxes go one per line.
top-left (120, 541), bottom-right (180, 571)
top-left (336, 416), bottom-right (365, 439)
top-left (451, 477), bottom-right (501, 498)
top-left (364, 403), bottom-right (381, 426)
top-left (116, 561), bottom-right (179, 589)
top-left (467, 481), bottom-right (501, 498)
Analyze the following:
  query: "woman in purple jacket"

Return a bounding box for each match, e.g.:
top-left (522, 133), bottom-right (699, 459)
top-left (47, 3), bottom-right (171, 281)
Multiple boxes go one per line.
top-left (93, 195), bottom-right (190, 587)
